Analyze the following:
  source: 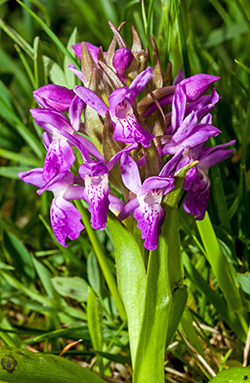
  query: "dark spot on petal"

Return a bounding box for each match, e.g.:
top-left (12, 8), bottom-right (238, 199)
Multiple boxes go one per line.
top-left (70, 289), bottom-right (76, 294)
top-left (1, 355), bottom-right (17, 373)
top-left (244, 376), bottom-right (248, 380)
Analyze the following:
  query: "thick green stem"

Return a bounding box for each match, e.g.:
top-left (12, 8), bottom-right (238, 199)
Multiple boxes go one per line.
top-left (75, 200), bottom-right (126, 322)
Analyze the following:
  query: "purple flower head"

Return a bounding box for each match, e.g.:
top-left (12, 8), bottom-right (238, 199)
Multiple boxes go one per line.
top-left (33, 85), bottom-right (75, 111)
top-left (119, 153), bottom-right (175, 251)
top-left (18, 169), bottom-right (85, 247)
top-left (177, 140), bottom-right (235, 220)
top-left (113, 48), bottom-right (133, 82)
top-left (74, 67), bottom-right (154, 147)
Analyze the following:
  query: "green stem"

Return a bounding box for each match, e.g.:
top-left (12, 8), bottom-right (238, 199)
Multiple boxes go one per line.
top-left (75, 200), bottom-right (126, 322)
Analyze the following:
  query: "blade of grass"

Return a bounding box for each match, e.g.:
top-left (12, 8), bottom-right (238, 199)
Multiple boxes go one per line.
top-left (173, 0), bottom-right (190, 77)
top-left (0, 18), bottom-right (34, 58)
top-left (16, 0), bottom-right (80, 70)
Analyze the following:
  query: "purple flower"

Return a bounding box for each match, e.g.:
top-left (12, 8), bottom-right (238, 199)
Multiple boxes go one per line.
top-left (177, 140), bottom-right (235, 220)
top-left (118, 153), bottom-right (175, 251)
top-left (143, 73), bottom-right (220, 117)
top-left (79, 143), bottom-right (138, 230)
top-left (18, 169), bottom-right (85, 247)
top-left (74, 67), bottom-right (154, 147)
top-left (30, 102), bottom-right (102, 182)
top-left (160, 84), bottom-right (221, 159)
top-left (33, 85), bottom-right (75, 111)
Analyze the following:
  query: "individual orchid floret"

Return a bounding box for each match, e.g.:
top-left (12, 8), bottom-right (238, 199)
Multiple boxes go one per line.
top-left (30, 108), bottom-right (89, 183)
top-left (119, 153), bottom-right (175, 251)
top-left (79, 143), bottom-right (138, 231)
top-left (74, 67), bottom-right (154, 147)
top-left (143, 73), bottom-right (220, 118)
top-left (18, 169), bottom-right (85, 247)
top-left (113, 48), bottom-right (133, 82)
top-left (33, 85), bottom-right (75, 111)
top-left (159, 84), bottom-right (221, 159)
top-left (177, 140), bottom-right (235, 220)
top-left (80, 161), bottom-right (109, 230)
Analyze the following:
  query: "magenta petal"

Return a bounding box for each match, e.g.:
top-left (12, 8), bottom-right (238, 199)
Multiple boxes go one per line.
top-left (50, 197), bottom-right (84, 247)
top-left (33, 85), bottom-right (75, 111)
top-left (198, 140), bottom-right (235, 169)
top-left (118, 198), bottom-right (139, 221)
top-left (129, 67), bottom-right (153, 97)
top-left (171, 84), bottom-right (186, 134)
top-left (30, 109), bottom-right (71, 134)
top-left (112, 114), bottom-right (153, 147)
top-left (69, 95), bottom-right (85, 131)
top-left (84, 173), bottom-right (110, 230)
top-left (134, 201), bottom-right (165, 251)
top-left (180, 74), bottom-right (220, 101)
top-left (74, 86), bottom-right (108, 117)
top-left (120, 153), bottom-right (141, 194)
top-left (67, 64), bottom-right (84, 83)
top-left (183, 176), bottom-right (210, 220)
top-left (43, 139), bottom-right (75, 182)
top-left (18, 168), bottom-right (45, 187)
top-left (140, 176), bottom-right (175, 195)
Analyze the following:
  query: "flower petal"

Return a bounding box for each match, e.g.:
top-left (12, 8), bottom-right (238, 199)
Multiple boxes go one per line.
top-left (30, 109), bottom-right (72, 134)
top-left (180, 74), bottom-right (220, 101)
top-left (69, 95), bottom-right (85, 131)
top-left (43, 139), bottom-right (75, 182)
top-left (74, 86), bottom-right (108, 117)
top-left (120, 153), bottom-right (141, 194)
top-left (112, 113), bottom-right (153, 147)
top-left (50, 197), bottom-right (84, 247)
top-left (198, 140), bottom-right (235, 169)
top-left (129, 67), bottom-right (153, 97)
top-left (18, 168), bottom-right (45, 187)
top-left (134, 201), bottom-right (165, 251)
top-left (183, 176), bottom-right (210, 220)
top-left (84, 173), bottom-right (110, 230)
top-left (171, 84), bottom-right (186, 134)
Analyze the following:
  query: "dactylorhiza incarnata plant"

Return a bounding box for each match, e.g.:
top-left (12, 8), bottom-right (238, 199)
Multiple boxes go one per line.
top-left (18, 21), bottom-right (235, 383)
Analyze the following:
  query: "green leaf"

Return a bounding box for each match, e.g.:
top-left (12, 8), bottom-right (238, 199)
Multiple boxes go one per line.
top-left (0, 345), bottom-right (105, 382)
top-left (107, 212), bottom-right (146, 366)
top-left (237, 272), bottom-right (250, 295)
top-left (209, 366), bottom-right (250, 382)
top-left (87, 287), bottom-right (104, 375)
top-left (33, 36), bottom-right (46, 88)
top-left (64, 27), bottom-right (79, 88)
top-left (3, 232), bottom-right (35, 282)
top-left (196, 213), bottom-right (243, 313)
top-left (0, 18), bottom-right (34, 58)
top-left (165, 286), bottom-right (187, 347)
top-left (51, 276), bottom-right (89, 302)
top-left (16, 0), bottom-right (80, 71)
top-left (180, 307), bottom-right (206, 358)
